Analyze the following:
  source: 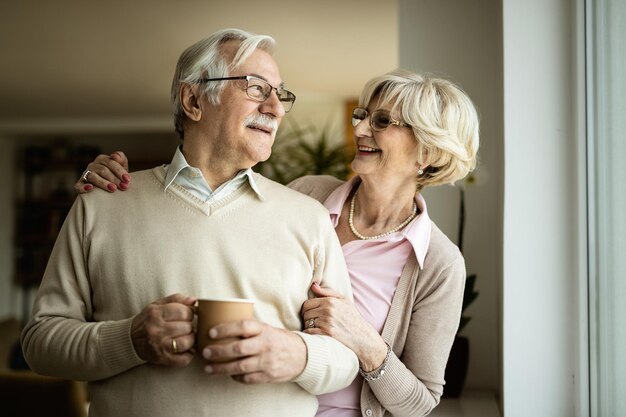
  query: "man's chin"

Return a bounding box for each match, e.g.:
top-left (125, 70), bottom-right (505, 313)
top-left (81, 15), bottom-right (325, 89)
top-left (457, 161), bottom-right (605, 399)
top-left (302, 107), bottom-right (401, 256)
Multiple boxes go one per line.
top-left (256, 147), bottom-right (273, 163)
top-left (247, 151), bottom-right (272, 168)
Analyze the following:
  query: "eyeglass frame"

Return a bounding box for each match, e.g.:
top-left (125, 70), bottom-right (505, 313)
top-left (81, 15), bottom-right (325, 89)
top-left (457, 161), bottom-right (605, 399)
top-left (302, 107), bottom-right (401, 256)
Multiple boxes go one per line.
top-left (197, 75), bottom-right (296, 113)
top-left (351, 107), bottom-right (410, 131)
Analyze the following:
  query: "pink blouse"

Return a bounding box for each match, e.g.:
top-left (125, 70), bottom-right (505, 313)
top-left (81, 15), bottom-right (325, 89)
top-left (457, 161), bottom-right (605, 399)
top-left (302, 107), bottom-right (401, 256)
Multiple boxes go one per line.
top-left (315, 177), bottom-right (431, 417)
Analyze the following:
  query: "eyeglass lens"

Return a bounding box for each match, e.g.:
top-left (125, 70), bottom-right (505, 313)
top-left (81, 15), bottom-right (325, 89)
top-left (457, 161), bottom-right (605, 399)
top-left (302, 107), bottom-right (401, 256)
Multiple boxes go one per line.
top-left (246, 78), bottom-right (295, 113)
top-left (351, 108), bottom-right (398, 131)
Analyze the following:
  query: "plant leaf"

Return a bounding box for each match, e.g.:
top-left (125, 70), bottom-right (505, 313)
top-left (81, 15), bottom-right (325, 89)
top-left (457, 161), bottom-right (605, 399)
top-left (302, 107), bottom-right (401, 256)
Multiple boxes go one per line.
top-left (257, 121), bottom-right (353, 184)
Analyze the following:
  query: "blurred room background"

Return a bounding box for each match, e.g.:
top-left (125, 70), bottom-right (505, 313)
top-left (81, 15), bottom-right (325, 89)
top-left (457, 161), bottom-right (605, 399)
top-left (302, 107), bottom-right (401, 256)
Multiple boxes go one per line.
top-left (2, 1), bottom-right (624, 416)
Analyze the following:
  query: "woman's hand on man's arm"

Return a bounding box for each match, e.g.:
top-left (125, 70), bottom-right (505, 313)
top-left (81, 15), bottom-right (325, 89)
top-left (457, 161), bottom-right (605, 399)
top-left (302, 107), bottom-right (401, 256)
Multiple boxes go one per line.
top-left (301, 282), bottom-right (388, 372)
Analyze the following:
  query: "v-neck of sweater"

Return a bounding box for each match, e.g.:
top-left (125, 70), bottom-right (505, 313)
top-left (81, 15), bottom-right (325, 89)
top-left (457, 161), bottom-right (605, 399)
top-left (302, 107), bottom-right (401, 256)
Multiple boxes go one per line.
top-left (151, 166), bottom-right (258, 217)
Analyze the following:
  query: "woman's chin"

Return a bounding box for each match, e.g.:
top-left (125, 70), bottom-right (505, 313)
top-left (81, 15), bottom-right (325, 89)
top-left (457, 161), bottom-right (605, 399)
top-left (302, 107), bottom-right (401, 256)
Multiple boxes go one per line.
top-left (351, 159), bottom-right (375, 176)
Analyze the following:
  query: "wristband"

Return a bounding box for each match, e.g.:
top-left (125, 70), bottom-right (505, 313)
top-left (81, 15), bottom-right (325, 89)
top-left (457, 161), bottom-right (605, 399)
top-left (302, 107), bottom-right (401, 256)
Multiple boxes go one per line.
top-left (359, 342), bottom-right (391, 381)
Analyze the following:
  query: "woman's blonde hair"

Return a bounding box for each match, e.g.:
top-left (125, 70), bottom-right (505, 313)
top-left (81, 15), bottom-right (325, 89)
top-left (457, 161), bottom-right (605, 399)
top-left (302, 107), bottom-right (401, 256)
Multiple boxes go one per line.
top-left (359, 70), bottom-right (480, 188)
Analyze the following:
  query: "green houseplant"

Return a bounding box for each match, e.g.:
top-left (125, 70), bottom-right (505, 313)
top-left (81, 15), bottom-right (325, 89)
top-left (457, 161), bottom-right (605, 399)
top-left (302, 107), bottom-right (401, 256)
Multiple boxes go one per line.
top-left (456, 183), bottom-right (480, 333)
top-left (443, 177), bottom-right (480, 398)
top-left (256, 120), bottom-right (353, 185)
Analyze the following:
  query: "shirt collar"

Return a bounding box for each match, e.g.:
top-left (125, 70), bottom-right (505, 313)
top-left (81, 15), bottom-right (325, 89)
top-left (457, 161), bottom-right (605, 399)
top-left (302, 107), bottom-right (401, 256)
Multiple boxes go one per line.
top-left (323, 176), bottom-right (432, 268)
top-left (163, 146), bottom-right (263, 199)
top-left (163, 146), bottom-right (191, 191)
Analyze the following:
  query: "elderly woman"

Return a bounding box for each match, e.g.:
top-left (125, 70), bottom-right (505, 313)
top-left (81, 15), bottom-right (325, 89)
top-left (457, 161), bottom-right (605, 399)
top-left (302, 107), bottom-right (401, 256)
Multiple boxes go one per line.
top-left (75, 70), bottom-right (479, 417)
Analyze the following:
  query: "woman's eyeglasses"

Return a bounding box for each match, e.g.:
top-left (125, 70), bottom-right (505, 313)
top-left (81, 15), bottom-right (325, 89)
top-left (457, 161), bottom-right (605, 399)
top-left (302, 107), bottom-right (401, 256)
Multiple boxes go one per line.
top-left (351, 107), bottom-right (410, 131)
top-left (198, 76), bottom-right (296, 113)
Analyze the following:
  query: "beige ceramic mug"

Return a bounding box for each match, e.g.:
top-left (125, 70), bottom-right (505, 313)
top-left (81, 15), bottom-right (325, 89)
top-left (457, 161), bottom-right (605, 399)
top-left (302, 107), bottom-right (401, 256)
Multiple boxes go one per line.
top-left (195, 298), bottom-right (255, 361)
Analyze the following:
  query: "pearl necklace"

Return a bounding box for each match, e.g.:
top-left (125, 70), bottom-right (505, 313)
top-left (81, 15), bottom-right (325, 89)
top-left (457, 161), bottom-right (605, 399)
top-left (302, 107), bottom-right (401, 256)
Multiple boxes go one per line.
top-left (348, 188), bottom-right (418, 240)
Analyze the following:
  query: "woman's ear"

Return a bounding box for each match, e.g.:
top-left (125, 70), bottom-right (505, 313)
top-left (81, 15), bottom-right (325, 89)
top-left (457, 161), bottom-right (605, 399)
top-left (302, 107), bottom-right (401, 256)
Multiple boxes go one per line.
top-left (416, 147), bottom-right (431, 172)
top-left (180, 84), bottom-right (202, 121)
top-left (417, 161), bottom-right (431, 170)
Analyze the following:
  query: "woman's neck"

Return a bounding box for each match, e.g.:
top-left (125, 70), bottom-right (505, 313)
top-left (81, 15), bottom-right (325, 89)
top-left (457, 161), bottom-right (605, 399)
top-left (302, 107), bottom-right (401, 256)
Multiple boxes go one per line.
top-left (353, 177), bottom-right (417, 228)
top-left (334, 176), bottom-right (419, 243)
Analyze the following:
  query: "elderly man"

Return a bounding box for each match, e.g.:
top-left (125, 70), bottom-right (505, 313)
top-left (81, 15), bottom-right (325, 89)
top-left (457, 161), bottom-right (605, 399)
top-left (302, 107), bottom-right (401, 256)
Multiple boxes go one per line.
top-left (21, 28), bottom-right (358, 417)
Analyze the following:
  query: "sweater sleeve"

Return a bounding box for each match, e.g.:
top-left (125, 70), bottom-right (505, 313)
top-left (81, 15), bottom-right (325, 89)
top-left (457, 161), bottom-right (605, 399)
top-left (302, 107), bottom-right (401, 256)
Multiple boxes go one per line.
top-left (21, 196), bottom-right (145, 381)
top-left (292, 204), bottom-right (359, 395)
top-left (366, 253), bottom-right (466, 417)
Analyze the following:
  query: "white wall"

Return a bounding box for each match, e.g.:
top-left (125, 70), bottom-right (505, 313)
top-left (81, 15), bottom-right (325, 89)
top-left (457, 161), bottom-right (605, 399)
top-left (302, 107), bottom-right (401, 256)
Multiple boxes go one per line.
top-left (398, 0), bottom-right (503, 394)
top-left (400, 1), bottom-right (588, 414)
top-left (502, 0), bottom-right (582, 416)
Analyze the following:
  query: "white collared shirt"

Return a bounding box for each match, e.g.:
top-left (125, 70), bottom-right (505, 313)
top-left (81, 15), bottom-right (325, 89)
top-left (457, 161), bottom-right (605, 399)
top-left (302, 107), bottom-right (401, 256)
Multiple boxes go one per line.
top-left (163, 146), bottom-right (262, 202)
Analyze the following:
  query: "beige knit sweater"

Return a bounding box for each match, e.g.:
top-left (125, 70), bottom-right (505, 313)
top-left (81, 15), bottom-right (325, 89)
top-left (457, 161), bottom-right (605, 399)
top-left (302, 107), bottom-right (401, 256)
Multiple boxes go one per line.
top-left (21, 167), bottom-right (358, 417)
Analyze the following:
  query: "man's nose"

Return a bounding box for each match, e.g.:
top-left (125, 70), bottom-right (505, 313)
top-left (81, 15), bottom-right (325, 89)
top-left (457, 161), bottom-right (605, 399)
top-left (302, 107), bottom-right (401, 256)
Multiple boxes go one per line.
top-left (259, 89), bottom-right (286, 118)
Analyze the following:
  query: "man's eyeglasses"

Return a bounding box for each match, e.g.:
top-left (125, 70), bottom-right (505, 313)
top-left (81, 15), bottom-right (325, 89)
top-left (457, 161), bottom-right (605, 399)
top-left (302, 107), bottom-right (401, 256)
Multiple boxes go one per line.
top-left (198, 76), bottom-right (296, 113)
top-left (351, 107), bottom-right (410, 131)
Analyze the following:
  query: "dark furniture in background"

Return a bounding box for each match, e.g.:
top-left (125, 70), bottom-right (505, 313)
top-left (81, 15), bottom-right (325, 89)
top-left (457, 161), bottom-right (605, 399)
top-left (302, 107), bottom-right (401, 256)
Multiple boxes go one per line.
top-left (14, 142), bottom-right (100, 293)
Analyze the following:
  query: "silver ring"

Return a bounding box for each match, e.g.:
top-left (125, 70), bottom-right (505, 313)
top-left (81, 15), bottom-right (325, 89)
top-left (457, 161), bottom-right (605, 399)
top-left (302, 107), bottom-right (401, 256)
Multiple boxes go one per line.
top-left (82, 170), bottom-right (92, 183)
top-left (306, 318), bottom-right (316, 329)
top-left (171, 338), bottom-right (178, 354)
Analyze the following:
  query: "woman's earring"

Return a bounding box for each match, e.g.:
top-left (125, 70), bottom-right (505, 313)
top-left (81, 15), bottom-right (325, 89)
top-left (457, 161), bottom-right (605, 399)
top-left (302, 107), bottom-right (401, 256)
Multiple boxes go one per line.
top-left (417, 165), bottom-right (424, 175)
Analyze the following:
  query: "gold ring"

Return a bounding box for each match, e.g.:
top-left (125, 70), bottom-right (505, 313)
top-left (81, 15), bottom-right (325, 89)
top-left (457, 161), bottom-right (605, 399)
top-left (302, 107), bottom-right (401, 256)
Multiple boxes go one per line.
top-left (306, 318), bottom-right (315, 329)
top-left (82, 170), bottom-right (92, 182)
top-left (171, 338), bottom-right (178, 354)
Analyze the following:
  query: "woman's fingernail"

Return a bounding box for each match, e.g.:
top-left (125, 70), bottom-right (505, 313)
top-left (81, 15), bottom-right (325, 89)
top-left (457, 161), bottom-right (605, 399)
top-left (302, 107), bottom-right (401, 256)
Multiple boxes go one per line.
top-left (122, 174), bottom-right (131, 182)
top-left (204, 365), bottom-right (213, 374)
top-left (107, 183), bottom-right (117, 192)
top-left (119, 182), bottom-right (128, 190)
top-left (209, 328), bottom-right (217, 339)
top-left (84, 184), bottom-right (93, 191)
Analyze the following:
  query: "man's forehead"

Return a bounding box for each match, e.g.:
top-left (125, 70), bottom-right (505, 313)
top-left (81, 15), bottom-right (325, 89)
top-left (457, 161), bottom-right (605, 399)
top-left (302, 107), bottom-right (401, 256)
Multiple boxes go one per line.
top-left (219, 39), bottom-right (240, 61)
top-left (232, 49), bottom-right (284, 86)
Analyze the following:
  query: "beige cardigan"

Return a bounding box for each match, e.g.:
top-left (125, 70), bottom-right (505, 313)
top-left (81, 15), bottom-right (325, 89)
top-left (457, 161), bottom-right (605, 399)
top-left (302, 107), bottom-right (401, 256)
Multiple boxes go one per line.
top-left (289, 175), bottom-right (466, 417)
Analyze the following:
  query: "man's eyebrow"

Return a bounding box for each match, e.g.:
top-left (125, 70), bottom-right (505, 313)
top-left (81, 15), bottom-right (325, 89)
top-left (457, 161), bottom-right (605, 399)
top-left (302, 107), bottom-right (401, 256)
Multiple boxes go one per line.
top-left (247, 73), bottom-right (285, 88)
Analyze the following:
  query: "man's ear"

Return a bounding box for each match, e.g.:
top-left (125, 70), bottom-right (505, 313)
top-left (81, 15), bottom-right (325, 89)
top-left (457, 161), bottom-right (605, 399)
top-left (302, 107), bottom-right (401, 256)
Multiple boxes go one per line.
top-left (180, 84), bottom-right (202, 121)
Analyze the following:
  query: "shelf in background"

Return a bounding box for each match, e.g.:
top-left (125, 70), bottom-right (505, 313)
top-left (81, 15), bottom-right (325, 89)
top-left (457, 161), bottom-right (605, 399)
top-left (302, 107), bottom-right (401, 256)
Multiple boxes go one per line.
top-left (431, 391), bottom-right (500, 417)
